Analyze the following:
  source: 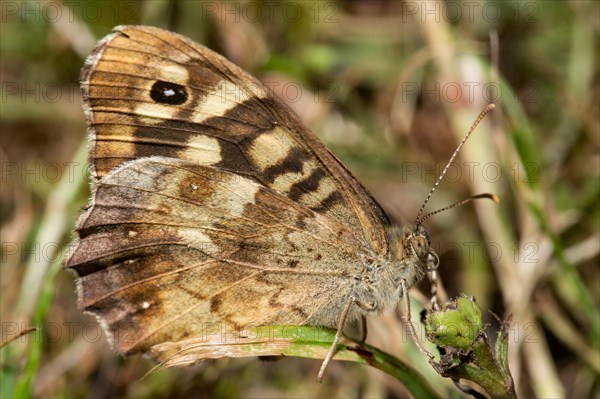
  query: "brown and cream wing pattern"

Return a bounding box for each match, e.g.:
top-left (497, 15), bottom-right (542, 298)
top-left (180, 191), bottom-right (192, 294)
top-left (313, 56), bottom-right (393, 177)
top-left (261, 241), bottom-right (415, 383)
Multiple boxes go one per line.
top-left (66, 157), bottom-right (362, 354)
top-left (80, 25), bottom-right (390, 253)
top-left (66, 25), bottom-right (394, 355)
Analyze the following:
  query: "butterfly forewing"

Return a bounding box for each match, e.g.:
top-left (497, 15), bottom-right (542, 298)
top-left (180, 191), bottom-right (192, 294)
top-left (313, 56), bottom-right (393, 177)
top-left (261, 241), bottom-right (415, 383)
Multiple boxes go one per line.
top-left (81, 25), bottom-right (389, 250)
top-left (67, 25), bottom-right (393, 355)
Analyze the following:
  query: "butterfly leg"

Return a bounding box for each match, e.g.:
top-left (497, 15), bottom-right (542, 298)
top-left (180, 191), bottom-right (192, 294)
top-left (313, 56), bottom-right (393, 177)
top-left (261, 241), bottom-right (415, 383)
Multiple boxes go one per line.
top-left (400, 279), bottom-right (435, 362)
top-left (359, 315), bottom-right (368, 343)
top-left (317, 297), bottom-right (374, 382)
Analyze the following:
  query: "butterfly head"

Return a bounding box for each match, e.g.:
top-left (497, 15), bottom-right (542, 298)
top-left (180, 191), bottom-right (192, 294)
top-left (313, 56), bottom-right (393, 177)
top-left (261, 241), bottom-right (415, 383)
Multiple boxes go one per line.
top-left (385, 225), bottom-right (439, 288)
top-left (406, 225), bottom-right (439, 273)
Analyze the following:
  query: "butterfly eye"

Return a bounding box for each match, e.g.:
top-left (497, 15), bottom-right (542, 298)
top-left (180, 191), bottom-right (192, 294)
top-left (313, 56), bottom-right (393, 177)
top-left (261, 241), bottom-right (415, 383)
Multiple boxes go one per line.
top-left (410, 235), bottom-right (430, 261)
top-left (421, 229), bottom-right (430, 244)
top-left (150, 80), bottom-right (188, 105)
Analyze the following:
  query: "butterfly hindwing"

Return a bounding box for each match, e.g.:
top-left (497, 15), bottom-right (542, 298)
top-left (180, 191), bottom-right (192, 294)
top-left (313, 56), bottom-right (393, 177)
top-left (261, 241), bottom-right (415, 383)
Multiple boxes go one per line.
top-left (66, 157), bottom-right (361, 353)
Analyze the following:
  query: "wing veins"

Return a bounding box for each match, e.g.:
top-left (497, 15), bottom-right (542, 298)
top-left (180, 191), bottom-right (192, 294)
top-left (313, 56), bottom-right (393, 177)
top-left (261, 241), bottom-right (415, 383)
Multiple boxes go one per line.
top-left (85, 258), bottom-right (218, 304)
top-left (89, 105), bottom-right (268, 130)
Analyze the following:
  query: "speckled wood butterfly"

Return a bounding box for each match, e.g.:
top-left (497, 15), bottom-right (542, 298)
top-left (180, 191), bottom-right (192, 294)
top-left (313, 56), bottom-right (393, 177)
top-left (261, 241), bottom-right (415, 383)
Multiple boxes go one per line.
top-left (65, 25), bottom-right (494, 380)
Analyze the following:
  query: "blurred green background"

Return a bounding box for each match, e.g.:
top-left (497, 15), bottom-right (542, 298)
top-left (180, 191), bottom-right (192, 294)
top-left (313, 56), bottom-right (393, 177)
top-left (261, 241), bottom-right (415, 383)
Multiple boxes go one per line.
top-left (1, 1), bottom-right (598, 397)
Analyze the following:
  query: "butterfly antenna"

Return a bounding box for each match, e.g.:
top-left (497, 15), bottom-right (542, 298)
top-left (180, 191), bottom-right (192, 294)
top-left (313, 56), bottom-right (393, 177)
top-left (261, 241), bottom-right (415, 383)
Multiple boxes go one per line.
top-left (414, 104), bottom-right (496, 229)
top-left (418, 193), bottom-right (499, 225)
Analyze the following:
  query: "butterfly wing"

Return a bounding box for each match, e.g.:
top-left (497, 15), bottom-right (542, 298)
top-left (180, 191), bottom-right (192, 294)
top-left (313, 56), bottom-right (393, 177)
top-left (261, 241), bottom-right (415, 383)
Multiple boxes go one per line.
top-left (66, 157), bottom-right (362, 353)
top-left (81, 25), bottom-right (390, 252)
top-left (67, 25), bottom-right (391, 354)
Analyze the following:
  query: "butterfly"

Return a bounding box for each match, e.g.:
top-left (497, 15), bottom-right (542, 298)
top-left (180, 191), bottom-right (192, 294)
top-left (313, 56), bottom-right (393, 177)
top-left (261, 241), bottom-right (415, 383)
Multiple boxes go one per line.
top-left (64, 25), bottom-right (441, 380)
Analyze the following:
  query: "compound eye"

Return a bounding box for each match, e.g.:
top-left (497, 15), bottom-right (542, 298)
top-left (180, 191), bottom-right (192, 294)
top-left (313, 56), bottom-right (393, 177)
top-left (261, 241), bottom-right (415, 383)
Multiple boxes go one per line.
top-left (422, 229), bottom-right (430, 244)
top-left (411, 235), bottom-right (430, 261)
top-left (416, 225), bottom-right (431, 244)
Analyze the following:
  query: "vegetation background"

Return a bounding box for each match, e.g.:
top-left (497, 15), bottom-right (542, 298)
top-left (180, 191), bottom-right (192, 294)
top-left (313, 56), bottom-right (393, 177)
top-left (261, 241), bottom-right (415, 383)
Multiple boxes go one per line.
top-left (1, 0), bottom-right (598, 397)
